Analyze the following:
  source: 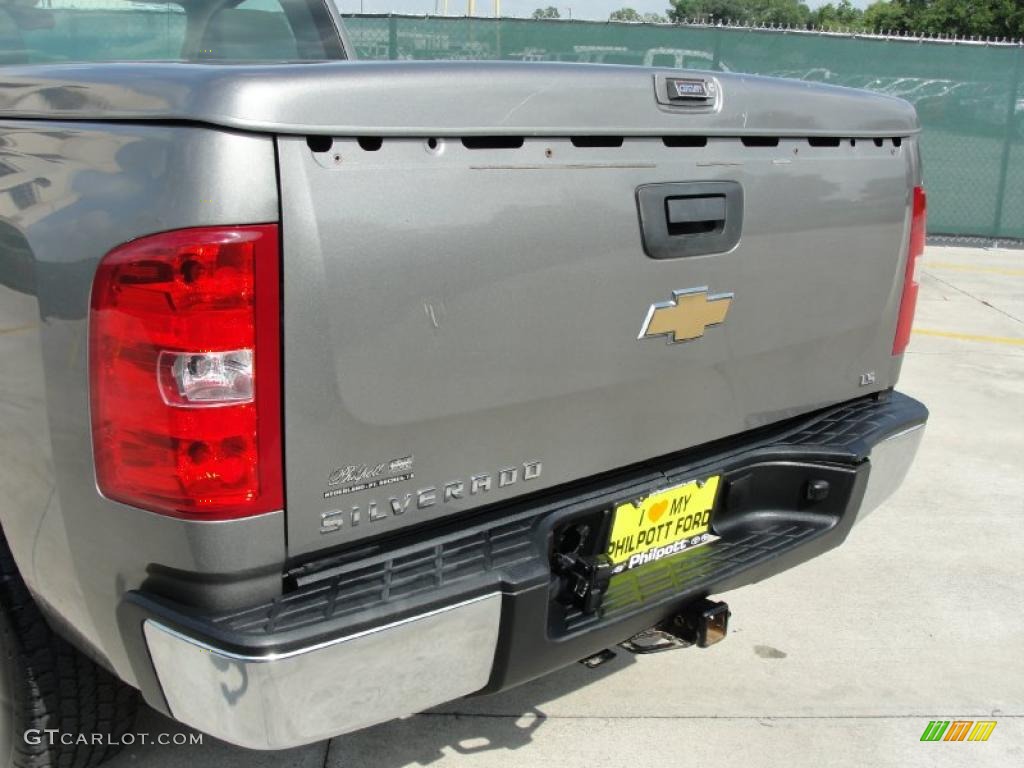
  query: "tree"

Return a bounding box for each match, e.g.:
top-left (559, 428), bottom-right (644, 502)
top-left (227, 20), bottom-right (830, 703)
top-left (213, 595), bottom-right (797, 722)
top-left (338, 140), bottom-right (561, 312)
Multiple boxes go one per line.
top-left (811, 0), bottom-right (866, 30)
top-left (859, 0), bottom-right (1023, 38)
top-left (668, 0), bottom-right (810, 26)
top-left (611, 7), bottom-right (643, 20)
top-left (666, 0), bottom-right (1022, 36)
top-left (611, 7), bottom-right (668, 22)
top-left (531, 6), bottom-right (560, 19)
top-left (749, 0), bottom-right (811, 27)
top-left (668, 0), bottom-right (753, 24)
top-left (862, 1), bottom-right (907, 32)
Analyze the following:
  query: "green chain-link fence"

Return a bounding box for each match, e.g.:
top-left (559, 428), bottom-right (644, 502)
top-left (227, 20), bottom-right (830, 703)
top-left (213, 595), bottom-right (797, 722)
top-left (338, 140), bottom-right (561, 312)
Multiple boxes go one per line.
top-left (343, 15), bottom-right (1024, 240)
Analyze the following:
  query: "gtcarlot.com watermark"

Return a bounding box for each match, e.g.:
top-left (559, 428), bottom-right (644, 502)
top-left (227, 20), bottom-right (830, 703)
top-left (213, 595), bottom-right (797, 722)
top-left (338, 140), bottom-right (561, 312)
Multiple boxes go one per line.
top-left (24, 729), bottom-right (203, 747)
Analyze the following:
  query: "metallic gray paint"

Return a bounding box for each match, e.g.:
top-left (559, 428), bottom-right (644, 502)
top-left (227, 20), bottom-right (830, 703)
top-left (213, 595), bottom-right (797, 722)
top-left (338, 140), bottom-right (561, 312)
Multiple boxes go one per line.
top-left (281, 133), bottom-right (919, 555)
top-left (0, 121), bottom-right (285, 686)
top-left (0, 62), bottom-right (919, 138)
top-left (144, 593), bottom-right (502, 749)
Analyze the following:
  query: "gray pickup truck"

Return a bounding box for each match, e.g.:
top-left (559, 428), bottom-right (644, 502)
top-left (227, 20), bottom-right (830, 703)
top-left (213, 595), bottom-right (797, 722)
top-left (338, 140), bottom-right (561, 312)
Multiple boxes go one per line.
top-left (0, 1), bottom-right (928, 765)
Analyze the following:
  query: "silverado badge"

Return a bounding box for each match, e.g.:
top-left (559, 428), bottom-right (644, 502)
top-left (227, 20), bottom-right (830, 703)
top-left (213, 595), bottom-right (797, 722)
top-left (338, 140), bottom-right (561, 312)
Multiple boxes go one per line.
top-left (639, 287), bottom-right (733, 344)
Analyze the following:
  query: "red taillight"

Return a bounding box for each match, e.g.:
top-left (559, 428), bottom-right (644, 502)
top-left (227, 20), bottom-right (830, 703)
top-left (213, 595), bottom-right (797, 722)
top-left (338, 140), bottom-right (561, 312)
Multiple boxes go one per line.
top-left (893, 186), bottom-right (926, 355)
top-left (90, 225), bottom-right (282, 519)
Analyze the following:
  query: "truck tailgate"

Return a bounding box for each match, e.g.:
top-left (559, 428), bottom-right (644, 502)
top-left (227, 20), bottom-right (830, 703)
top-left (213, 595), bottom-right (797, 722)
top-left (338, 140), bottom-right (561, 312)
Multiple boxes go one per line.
top-left (277, 65), bottom-right (918, 558)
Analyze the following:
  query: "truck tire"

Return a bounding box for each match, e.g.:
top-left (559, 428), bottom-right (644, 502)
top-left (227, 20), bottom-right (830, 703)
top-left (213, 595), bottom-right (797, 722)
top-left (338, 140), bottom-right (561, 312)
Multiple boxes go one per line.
top-left (0, 534), bottom-right (138, 768)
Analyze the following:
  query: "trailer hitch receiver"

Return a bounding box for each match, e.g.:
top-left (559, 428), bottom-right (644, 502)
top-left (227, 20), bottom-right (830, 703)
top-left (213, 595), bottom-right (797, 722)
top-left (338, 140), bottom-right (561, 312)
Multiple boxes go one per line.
top-left (621, 598), bottom-right (731, 654)
top-left (680, 598), bottom-right (731, 648)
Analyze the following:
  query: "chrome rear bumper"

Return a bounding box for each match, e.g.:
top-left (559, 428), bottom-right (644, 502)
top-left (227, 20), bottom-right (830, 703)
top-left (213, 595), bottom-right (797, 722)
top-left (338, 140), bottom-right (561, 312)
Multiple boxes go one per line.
top-left (859, 423), bottom-right (925, 519)
top-left (144, 593), bottom-right (501, 749)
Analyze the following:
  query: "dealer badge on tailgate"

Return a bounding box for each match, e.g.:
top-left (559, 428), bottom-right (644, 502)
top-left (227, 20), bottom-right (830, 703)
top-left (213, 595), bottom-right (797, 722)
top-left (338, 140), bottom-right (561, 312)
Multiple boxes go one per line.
top-left (607, 476), bottom-right (720, 574)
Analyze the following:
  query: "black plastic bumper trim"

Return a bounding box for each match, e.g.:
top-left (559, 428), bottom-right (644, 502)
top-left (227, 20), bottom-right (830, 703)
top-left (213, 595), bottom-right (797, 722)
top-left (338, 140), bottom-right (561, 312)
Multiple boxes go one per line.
top-left (119, 390), bottom-right (926, 710)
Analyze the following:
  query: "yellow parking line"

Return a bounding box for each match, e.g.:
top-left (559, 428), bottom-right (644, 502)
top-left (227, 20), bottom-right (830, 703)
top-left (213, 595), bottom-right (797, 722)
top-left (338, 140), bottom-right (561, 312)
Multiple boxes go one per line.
top-left (0, 324), bottom-right (36, 336)
top-left (922, 262), bottom-right (1024, 277)
top-left (915, 328), bottom-right (1024, 346)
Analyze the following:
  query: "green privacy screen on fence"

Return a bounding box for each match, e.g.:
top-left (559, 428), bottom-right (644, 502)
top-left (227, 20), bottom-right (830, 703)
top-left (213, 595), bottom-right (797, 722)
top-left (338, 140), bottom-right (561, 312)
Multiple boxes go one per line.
top-left (343, 15), bottom-right (1024, 240)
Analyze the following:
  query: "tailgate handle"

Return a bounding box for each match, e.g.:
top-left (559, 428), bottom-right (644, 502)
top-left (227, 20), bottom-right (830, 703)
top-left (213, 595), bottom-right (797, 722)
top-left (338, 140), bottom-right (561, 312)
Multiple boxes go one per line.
top-left (637, 181), bottom-right (743, 259)
top-left (666, 195), bottom-right (727, 235)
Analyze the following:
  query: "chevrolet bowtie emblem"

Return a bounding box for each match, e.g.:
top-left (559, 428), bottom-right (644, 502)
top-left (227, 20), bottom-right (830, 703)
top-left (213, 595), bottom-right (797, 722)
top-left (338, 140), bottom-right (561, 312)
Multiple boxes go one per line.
top-left (639, 287), bottom-right (734, 344)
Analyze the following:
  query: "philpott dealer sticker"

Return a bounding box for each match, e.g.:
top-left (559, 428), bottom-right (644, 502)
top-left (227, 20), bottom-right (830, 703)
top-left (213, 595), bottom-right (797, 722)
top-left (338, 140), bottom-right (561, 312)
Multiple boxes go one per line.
top-left (607, 476), bottom-right (720, 574)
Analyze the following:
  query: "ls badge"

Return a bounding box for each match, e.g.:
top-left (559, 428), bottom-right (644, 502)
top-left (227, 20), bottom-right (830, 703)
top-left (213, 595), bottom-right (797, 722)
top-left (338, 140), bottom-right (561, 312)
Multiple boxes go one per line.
top-left (639, 287), bottom-right (733, 344)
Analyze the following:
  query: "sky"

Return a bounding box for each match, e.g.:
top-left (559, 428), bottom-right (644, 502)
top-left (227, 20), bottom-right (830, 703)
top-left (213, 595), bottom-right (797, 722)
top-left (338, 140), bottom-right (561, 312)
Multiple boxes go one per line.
top-left (336, 1), bottom-right (870, 19)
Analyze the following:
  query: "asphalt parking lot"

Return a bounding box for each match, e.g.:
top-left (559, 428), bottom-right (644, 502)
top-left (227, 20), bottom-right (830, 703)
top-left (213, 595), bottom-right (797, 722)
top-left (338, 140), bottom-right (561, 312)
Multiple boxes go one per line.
top-left (108, 245), bottom-right (1024, 768)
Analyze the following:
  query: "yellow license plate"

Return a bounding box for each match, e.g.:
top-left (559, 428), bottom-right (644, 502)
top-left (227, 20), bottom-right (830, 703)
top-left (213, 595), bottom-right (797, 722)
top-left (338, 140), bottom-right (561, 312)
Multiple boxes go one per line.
top-left (607, 476), bottom-right (720, 574)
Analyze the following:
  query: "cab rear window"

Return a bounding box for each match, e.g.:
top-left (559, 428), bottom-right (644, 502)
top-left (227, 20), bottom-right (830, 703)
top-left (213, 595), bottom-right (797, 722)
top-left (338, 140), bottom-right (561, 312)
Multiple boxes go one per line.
top-left (0, 0), bottom-right (345, 64)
